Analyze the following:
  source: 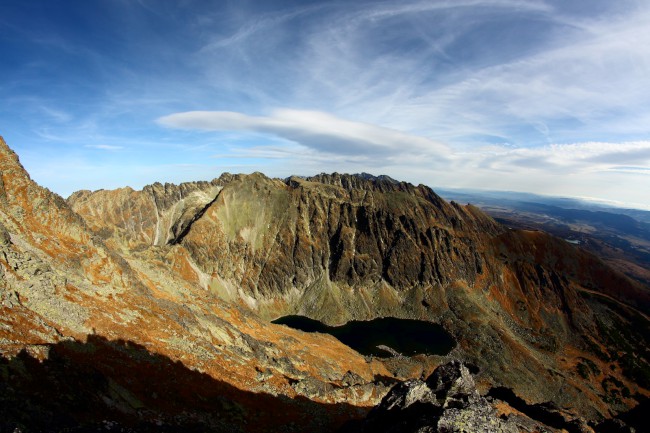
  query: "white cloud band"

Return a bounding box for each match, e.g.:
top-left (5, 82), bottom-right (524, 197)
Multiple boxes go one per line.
top-left (158, 109), bottom-right (450, 159)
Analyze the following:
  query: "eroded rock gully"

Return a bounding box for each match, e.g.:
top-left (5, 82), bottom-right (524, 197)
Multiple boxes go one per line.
top-left (0, 135), bottom-right (648, 431)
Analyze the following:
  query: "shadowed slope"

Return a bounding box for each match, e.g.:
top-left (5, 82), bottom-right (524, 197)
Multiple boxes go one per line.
top-left (0, 335), bottom-right (365, 433)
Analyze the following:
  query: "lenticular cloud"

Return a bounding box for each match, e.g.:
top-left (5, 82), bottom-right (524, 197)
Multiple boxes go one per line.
top-left (158, 109), bottom-right (449, 159)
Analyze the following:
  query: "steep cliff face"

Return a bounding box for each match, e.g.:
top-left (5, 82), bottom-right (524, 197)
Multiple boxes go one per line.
top-left (67, 176), bottom-right (235, 250)
top-left (0, 137), bottom-right (146, 339)
top-left (68, 165), bottom-right (649, 422)
top-left (72, 171), bottom-right (505, 319)
top-left (160, 172), bottom-right (504, 322)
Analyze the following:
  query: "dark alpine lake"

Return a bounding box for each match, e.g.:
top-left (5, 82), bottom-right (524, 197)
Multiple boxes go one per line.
top-left (272, 316), bottom-right (455, 358)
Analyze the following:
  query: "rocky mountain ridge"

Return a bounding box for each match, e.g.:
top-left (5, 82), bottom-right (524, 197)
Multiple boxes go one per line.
top-left (0, 136), bottom-right (397, 432)
top-left (1, 135), bottom-right (648, 431)
top-left (68, 164), bottom-right (650, 418)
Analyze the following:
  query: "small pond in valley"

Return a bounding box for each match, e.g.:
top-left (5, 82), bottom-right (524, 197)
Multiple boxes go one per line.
top-left (272, 316), bottom-right (456, 358)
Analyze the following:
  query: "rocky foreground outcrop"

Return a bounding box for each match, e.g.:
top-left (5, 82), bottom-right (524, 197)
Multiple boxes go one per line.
top-left (353, 360), bottom-right (522, 433)
top-left (350, 361), bottom-right (639, 433)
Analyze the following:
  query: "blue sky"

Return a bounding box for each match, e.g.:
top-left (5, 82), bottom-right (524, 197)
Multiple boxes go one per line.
top-left (1, 0), bottom-right (649, 208)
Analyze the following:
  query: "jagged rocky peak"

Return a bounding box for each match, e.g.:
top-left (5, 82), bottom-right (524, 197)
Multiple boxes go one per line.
top-left (0, 136), bottom-right (67, 217)
top-left (305, 172), bottom-right (400, 190)
top-left (67, 173), bottom-right (242, 248)
top-left (305, 172), bottom-right (428, 196)
top-left (0, 136), bottom-right (148, 341)
top-left (142, 172), bottom-right (238, 213)
top-left (356, 172), bottom-right (399, 183)
top-left (70, 169), bottom-right (503, 253)
top-left (301, 173), bottom-right (498, 235)
top-left (171, 169), bottom-right (506, 309)
top-left (0, 136), bottom-right (103, 263)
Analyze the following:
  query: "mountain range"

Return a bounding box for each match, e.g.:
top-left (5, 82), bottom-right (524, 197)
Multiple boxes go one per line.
top-left (0, 136), bottom-right (648, 432)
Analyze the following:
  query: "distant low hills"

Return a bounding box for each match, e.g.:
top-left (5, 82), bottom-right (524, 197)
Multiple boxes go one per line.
top-left (439, 188), bottom-right (650, 287)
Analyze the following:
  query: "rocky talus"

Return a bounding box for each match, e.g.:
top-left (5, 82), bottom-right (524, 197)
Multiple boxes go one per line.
top-left (351, 360), bottom-right (522, 433)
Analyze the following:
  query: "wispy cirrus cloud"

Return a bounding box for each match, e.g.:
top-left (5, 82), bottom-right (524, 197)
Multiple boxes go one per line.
top-left (469, 141), bottom-right (650, 173)
top-left (408, 8), bottom-right (650, 143)
top-left (124, 0), bottom-right (650, 208)
top-left (84, 144), bottom-right (124, 151)
top-left (190, 0), bottom-right (650, 148)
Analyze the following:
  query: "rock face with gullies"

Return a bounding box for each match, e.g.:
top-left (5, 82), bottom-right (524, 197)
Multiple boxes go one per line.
top-left (176, 172), bottom-right (504, 317)
top-left (71, 170), bottom-right (501, 316)
top-left (67, 174), bottom-right (238, 249)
